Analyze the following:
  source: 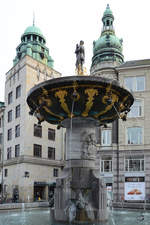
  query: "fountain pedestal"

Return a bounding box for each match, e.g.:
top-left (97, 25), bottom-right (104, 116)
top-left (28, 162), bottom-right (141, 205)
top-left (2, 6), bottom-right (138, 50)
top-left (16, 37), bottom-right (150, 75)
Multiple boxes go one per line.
top-left (27, 76), bottom-right (134, 223)
top-left (54, 118), bottom-right (107, 223)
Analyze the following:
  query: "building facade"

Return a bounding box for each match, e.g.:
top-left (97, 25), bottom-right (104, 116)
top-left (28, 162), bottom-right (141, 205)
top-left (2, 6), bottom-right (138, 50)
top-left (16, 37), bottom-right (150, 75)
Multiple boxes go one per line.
top-left (0, 24), bottom-right (64, 203)
top-left (91, 5), bottom-right (150, 203)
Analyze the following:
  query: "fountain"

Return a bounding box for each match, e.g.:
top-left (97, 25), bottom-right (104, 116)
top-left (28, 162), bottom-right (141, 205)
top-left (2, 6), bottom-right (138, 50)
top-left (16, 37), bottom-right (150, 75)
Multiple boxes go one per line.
top-left (27, 41), bottom-right (134, 223)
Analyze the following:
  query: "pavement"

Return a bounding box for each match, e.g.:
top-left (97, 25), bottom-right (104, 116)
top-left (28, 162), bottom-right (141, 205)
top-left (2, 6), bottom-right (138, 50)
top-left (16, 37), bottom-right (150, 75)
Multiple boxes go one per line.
top-left (0, 201), bottom-right (49, 210)
top-left (113, 201), bottom-right (150, 210)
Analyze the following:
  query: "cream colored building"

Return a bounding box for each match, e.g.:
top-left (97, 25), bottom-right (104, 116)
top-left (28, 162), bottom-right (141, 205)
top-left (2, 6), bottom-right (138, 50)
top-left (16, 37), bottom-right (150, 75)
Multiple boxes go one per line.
top-left (1, 24), bottom-right (64, 202)
top-left (91, 5), bottom-right (150, 203)
top-left (95, 60), bottom-right (150, 202)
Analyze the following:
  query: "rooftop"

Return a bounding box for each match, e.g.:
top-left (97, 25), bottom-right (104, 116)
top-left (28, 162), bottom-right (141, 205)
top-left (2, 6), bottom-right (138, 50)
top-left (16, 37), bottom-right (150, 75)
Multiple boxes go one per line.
top-left (118, 59), bottom-right (150, 68)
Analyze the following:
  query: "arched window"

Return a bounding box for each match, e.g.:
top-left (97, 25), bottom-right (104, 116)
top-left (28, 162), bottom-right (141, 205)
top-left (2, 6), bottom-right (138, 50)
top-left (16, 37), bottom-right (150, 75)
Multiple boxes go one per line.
top-left (106, 20), bottom-right (109, 26)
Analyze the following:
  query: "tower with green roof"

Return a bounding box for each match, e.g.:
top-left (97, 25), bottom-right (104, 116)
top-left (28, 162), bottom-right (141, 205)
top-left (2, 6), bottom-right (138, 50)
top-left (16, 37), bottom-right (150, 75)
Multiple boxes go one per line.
top-left (90, 4), bottom-right (124, 75)
top-left (90, 5), bottom-right (124, 203)
top-left (3, 22), bottom-right (62, 203)
top-left (13, 24), bottom-right (54, 68)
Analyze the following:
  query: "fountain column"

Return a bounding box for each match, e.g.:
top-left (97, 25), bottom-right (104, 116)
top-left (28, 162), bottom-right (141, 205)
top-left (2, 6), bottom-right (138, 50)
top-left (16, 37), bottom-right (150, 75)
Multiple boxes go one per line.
top-left (54, 117), bottom-right (108, 223)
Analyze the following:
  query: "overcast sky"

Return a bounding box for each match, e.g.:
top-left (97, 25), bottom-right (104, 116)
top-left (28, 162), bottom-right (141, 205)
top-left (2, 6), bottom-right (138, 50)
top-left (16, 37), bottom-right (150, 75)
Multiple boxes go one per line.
top-left (1, 0), bottom-right (150, 101)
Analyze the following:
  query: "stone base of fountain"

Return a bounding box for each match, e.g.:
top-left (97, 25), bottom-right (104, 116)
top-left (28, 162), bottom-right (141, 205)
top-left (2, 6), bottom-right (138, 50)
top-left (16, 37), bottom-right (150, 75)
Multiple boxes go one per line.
top-left (53, 118), bottom-right (107, 223)
top-left (54, 166), bottom-right (107, 223)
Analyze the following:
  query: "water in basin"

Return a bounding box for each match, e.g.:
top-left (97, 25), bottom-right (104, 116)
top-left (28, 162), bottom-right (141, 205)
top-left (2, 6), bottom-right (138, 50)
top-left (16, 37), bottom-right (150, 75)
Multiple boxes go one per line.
top-left (0, 208), bottom-right (149, 225)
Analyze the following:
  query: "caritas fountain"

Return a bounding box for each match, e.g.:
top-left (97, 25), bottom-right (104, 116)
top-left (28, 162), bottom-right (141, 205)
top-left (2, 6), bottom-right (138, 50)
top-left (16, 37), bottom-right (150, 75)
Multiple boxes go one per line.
top-left (27, 42), bottom-right (134, 224)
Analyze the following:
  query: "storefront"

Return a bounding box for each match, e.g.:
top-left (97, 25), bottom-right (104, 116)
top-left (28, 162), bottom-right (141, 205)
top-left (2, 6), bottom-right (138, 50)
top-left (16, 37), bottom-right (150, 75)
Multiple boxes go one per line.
top-left (34, 182), bottom-right (48, 201)
top-left (100, 173), bottom-right (113, 201)
top-left (34, 181), bottom-right (56, 203)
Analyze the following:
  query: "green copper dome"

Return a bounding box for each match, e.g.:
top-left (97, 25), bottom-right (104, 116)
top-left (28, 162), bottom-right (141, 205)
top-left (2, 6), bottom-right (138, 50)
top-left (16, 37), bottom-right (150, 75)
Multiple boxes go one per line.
top-left (24, 25), bottom-right (43, 36)
top-left (91, 4), bottom-right (124, 71)
top-left (94, 34), bottom-right (122, 53)
top-left (21, 24), bottom-right (46, 43)
top-left (13, 24), bottom-right (54, 68)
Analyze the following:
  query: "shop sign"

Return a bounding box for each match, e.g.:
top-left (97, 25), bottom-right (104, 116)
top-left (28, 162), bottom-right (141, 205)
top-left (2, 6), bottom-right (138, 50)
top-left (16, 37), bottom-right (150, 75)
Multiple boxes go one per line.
top-left (34, 182), bottom-right (47, 186)
top-left (125, 182), bottom-right (145, 200)
top-left (125, 172), bottom-right (145, 177)
top-left (100, 173), bottom-right (113, 177)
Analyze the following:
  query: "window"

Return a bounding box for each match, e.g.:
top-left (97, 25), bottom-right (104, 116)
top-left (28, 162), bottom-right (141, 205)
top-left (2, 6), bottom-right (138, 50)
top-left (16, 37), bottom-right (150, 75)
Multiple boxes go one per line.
top-left (106, 20), bottom-right (109, 26)
top-left (9, 78), bottom-right (12, 87)
top-left (101, 157), bottom-right (112, 172)
top-left (15, 124), bottom-right (20, 137)
top-left (7, 147), bottom-right (12, 160)
top-left (7, 128), bottom-right (12, 141)
top-left (48, 147), bottom-right (55, 160)
top-left (0, 133), bottom-right (2, 144)
top-left (127, 127), bottom-right (143, 144)
top-left (4, 169), bottom-right (8, 177)
top-left (125, 156), bottom-right (144, 172)
top-left (128, 100), bottom-right (143, 117)
top-left (48, 128), bottom-right (55, 141)
top-left (15, 144), bottom-right (20, 157)
top-left (8, 91), bottom-right (13, 104)
top-left (53, 168), bottom-right (58, 177)
top-left (13, 74), bottom-right (16, 84)
top-left (16, 105), bottom-right (20, 118)
top-left (101, 130), bottom-right (111, 146)
top-left (16, 85), bottom-right (21, 98)
top-left (124, 76), bottom-right (145, 92)
top-left (34, 124), bottom-right (42, 137)
top-left (24, 171), bottom-right (30, 178)
top-left (33, 144), bottom-right (42, 157)
top-left (8, 110), bottom-right (13, 122)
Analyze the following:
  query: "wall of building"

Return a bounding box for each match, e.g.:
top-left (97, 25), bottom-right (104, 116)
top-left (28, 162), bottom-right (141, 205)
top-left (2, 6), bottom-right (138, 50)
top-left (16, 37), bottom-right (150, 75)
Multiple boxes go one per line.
top-left (98, 63), bottom-right (150, 203)
top-left (2, 55), bottom-right (64, 202)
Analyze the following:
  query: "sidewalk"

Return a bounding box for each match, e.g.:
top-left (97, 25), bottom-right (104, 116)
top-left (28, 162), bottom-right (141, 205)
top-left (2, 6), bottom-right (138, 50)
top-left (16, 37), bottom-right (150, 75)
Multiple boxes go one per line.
top-left (0, 201), bottom-right (49, 210)
top-left (113, 201), bottom-right (150, 210)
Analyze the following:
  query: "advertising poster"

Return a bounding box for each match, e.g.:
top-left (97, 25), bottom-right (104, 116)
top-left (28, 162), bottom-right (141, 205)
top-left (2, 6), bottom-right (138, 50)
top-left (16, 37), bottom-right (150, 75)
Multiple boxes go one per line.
top-left (125, 182), bottom-right (145, 200)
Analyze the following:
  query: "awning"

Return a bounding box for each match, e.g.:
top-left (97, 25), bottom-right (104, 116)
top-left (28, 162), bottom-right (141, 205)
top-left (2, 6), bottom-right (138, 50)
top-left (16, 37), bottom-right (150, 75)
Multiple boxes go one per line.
top-left (103, 177), bottom-right (113, 184)
top-left (34, 181), bottom-right (56, 186)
